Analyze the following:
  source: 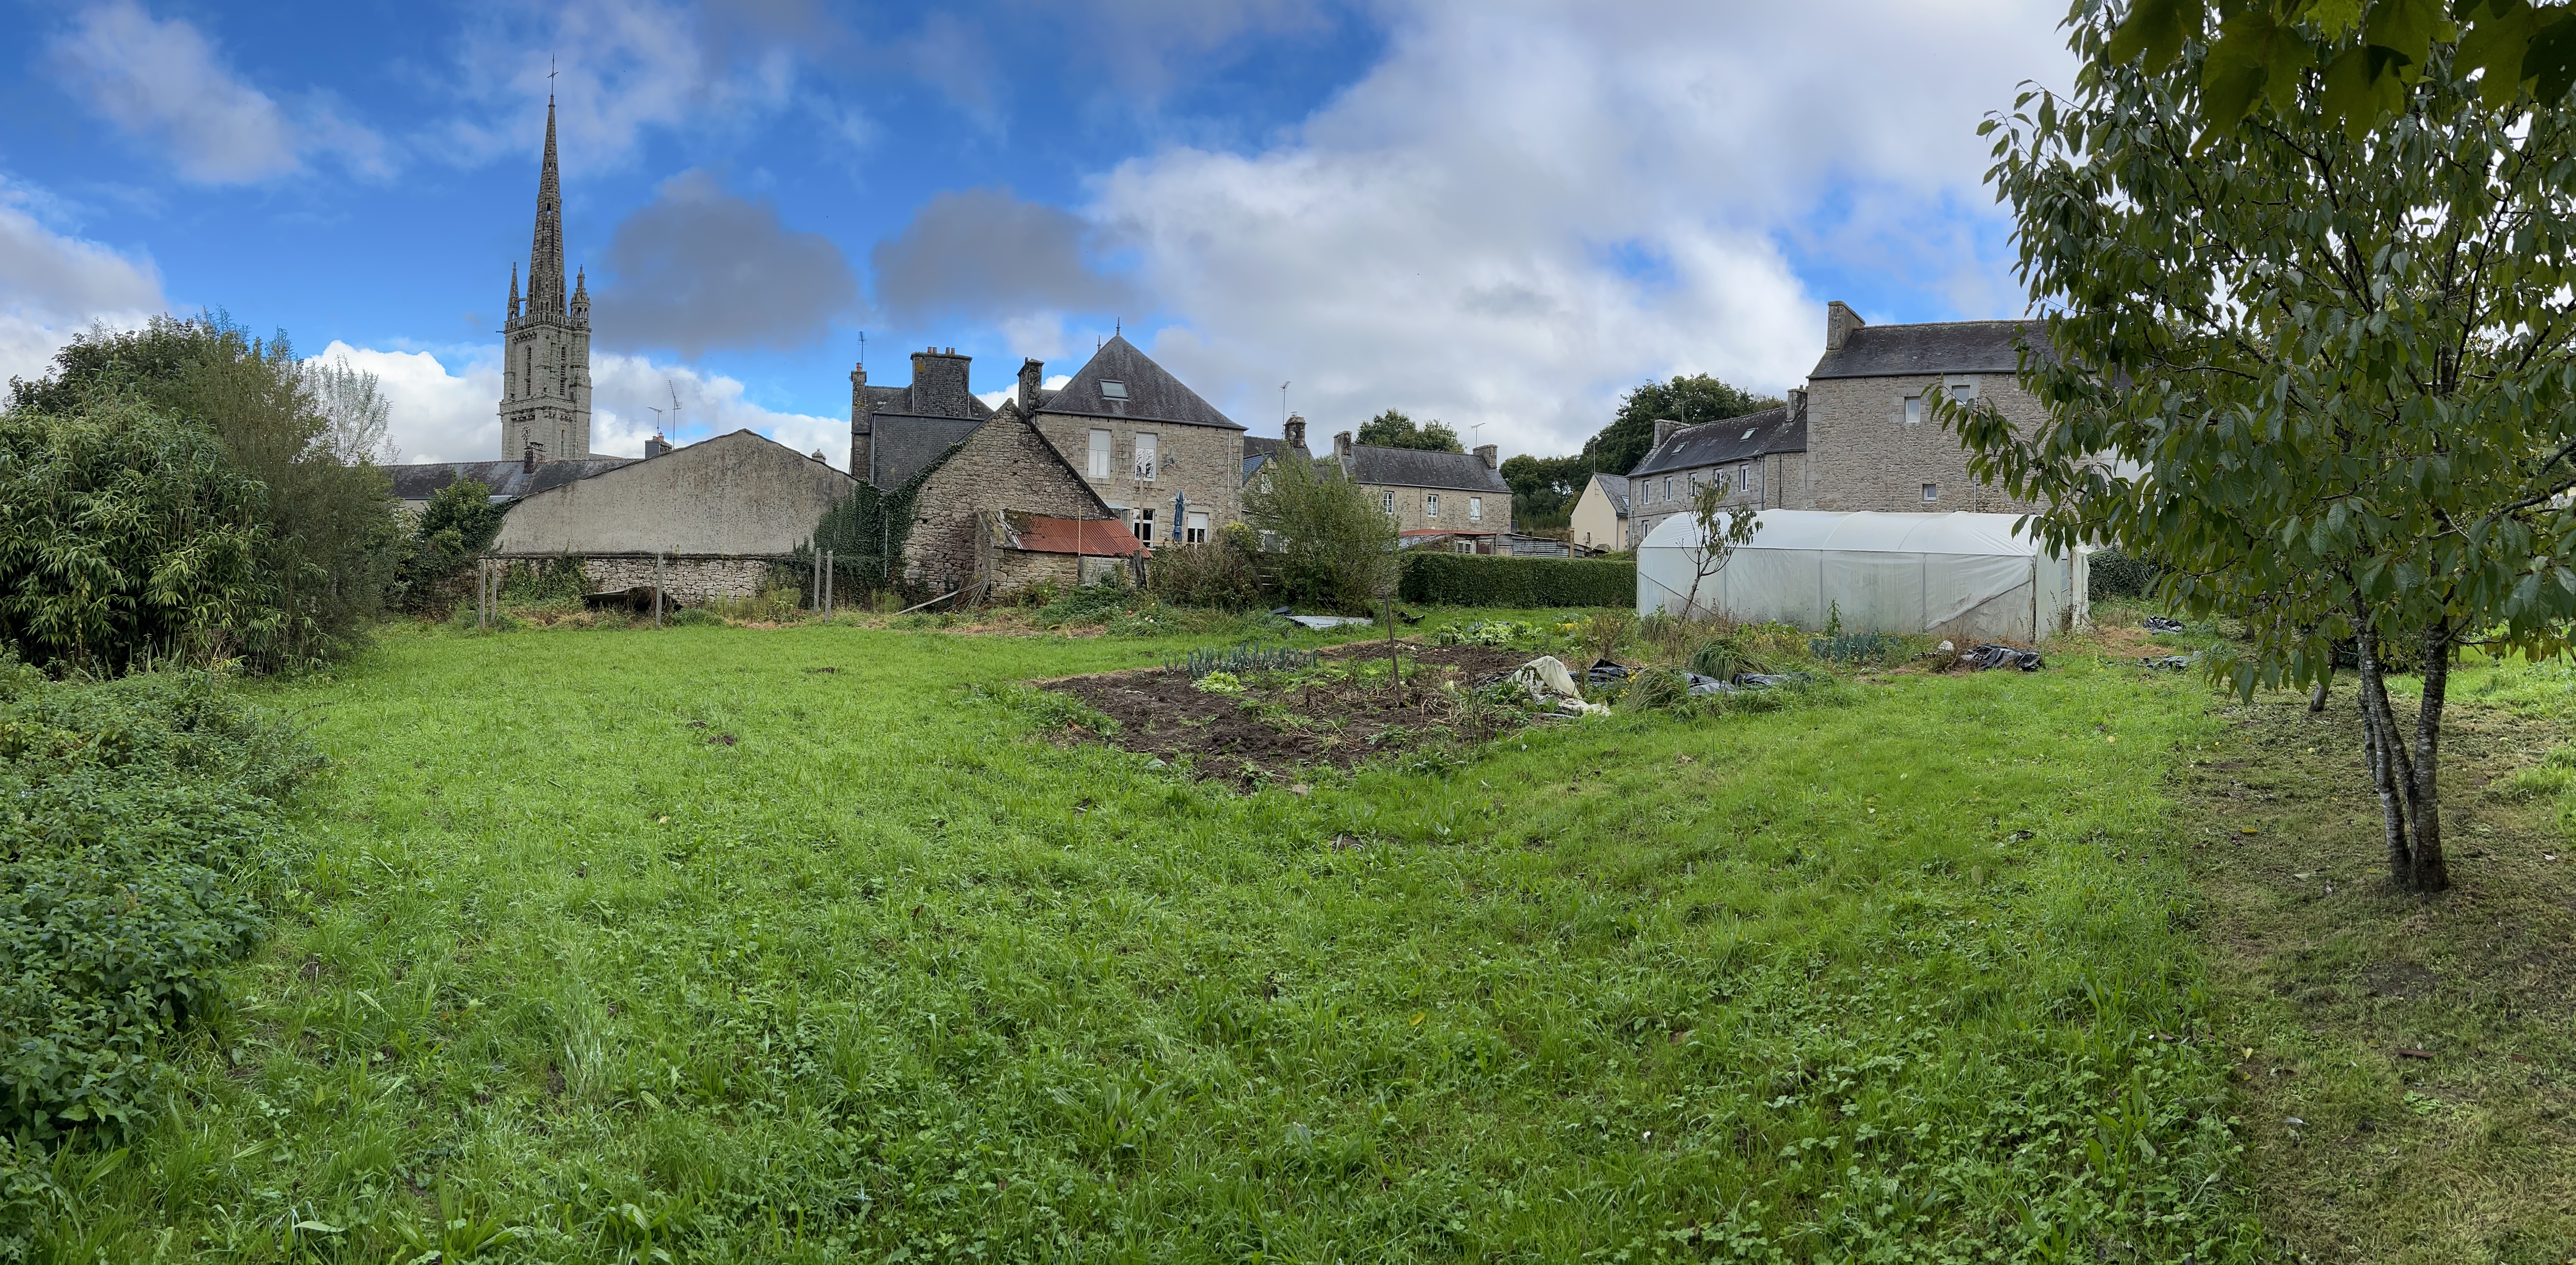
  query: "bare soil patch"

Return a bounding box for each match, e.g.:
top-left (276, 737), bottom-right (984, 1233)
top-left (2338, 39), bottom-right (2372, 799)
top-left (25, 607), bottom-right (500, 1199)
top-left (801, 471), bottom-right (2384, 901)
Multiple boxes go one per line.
top-left (1042, 641), bottom-right (1546, 786)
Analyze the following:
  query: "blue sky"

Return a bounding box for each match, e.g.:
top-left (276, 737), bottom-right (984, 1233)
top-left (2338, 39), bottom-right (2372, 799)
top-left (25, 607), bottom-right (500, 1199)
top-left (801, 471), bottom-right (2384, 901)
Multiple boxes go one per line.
top-left (0, 0), bottom-right (2075, 465)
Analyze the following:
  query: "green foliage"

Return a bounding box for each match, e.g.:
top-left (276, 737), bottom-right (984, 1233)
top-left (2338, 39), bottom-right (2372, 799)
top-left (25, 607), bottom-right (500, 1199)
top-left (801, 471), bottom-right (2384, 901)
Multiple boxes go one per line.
top-left (392, 478), bottom-right (503, 613)
top-left (0, 659), bottom-right (313, 1150)
top-left (1038, 578), bottom-right (1147, 628)
top-left (1585, 373), bottom-right (1780, 478)
top-left (2088, 549), bottom-right (2166, 602)
top-left (1973, 12), bottom-right (2576, 889)
top-left (1244, 445), bottom-right (1398, 612)
top-left (1431, 619), bottom-right (1545, 648)
top-left (1354, 409), bottom-right (1462, 452)
top-left (496, 555), bottom-right (587, 605)
top-left (9, 315), bottom-right (406, 671)
top-left (1810, 632), bottom-right (1915, 666)
top-left (2104, 0), bottom-right (2576, 139)
top-left (1163, 643), bottom-right (1320, 679)
top-left (1399, 552), bottom-right (1634, 608)
top-left (1497, 453), bottom-right (1590, 531)
top-left (0, 398), bottom-right (275, 674)
top-left (809, 468), bottom-right (931, 596)
top-left (1148, 527), bottom-right (1264, 610)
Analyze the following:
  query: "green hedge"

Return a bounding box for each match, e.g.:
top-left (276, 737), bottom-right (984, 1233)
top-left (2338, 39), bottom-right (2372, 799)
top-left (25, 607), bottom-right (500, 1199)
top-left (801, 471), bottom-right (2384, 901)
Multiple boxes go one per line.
top-left (1399, 551), bottom-right (1635, 608)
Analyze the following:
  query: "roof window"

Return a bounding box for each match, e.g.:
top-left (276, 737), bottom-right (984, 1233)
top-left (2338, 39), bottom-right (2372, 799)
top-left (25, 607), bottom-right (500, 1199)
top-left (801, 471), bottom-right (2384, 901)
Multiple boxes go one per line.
top-left (1741, 428), bottom-right (1756, 440)
top-left (1099, 380), bottom-right (1129, 399)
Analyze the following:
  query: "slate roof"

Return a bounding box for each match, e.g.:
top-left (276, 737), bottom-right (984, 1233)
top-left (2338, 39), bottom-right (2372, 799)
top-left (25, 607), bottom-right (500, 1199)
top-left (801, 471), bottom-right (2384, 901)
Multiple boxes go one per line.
top-left (858, 381), bottom-right (994, 421)
top-left (865, 414), bottom-right (987, 488)
top-left (387, 457), bottom-right (636, 503)
top-left (1628, 405), bottom-right (1806, 478)
top-left (1340, 444), bottom-right (1511, 495)
top-left (1038, 335), bottom-right (1242, 430)
top-left (1589, 472), bottom-right (1631, 518)
top-left (1808, 319), bottom-right (2043, 380)
top-left (1241, 435), bottom-right (1313, 484)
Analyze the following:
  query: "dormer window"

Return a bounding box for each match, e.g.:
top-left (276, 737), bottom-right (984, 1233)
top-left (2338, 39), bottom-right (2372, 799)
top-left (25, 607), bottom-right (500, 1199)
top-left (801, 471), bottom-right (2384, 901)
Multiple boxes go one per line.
top-left (1099, 381), bottom-right (1129, 400)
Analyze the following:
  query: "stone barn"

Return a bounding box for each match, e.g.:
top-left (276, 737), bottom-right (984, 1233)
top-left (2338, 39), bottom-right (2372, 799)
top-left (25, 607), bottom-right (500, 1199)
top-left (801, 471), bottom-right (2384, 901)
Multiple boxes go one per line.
top-left (861, 407), bottom-right (1142, 598)
top-left (493, 428), bottom-right (853, 603)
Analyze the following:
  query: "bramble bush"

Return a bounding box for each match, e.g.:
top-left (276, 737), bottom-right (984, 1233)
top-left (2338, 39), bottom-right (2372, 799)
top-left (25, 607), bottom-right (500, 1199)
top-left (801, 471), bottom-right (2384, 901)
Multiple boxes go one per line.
top-left (0, 657), bottom-right (314, 1147)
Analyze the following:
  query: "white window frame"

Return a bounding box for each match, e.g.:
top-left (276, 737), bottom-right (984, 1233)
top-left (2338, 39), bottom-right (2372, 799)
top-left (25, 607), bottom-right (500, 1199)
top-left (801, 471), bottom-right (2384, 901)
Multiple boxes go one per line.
top-left (1099, 380), bottom-right (1128, 399)
top-left (1426, 493), bottom-right (1440, 519)
top-left (1087, 428), bottom-right (1112, 479)
top-left (1663, 476), bottom-right (1674, 500)
top-left (1738, 464), bottom-right (1752, 491)
top-left (1904, 395), bottom-right (1925, 426)
top-left (1134, 507), bottom-right (1155, 541)
top-left (1921, 483), bottom-right (1939, 503)
top-left (1185, 511), bottom-right (1209, 543)
top-left (1468, 496), bottom-right (1482, 522)
top-left (1133, 432), bottom-right (1158, 481)
top-left (1381, 491), bottom-right (1396, 514)
top-left (1945, 376), bottom-right (1978, 402)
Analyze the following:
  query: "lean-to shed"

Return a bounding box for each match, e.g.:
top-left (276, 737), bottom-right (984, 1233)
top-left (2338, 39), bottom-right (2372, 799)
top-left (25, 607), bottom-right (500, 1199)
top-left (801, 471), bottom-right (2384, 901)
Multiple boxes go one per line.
top-left (1637, 510), bottom-right (2087, 642)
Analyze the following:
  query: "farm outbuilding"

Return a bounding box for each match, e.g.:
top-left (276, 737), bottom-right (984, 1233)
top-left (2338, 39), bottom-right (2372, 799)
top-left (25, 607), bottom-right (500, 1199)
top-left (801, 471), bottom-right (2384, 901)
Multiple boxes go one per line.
top-left (1637, 510), bottom-right (2087, 642)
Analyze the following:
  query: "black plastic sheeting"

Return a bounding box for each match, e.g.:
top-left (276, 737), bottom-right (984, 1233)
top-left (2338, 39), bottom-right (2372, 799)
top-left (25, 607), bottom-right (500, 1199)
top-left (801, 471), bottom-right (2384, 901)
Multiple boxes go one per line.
top-left (1965, 644), bottom-right (2045, 672)
top-left (2142, 616), bottom-right (2187, 633)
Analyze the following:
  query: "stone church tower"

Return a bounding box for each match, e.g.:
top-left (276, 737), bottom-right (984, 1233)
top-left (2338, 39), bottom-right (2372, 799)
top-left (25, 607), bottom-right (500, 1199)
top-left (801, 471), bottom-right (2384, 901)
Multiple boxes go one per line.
top-left (499, 97), bottom-right (593, 461)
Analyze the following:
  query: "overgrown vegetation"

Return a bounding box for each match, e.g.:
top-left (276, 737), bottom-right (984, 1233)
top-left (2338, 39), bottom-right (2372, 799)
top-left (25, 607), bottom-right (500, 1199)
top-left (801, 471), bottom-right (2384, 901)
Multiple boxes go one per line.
top-left (15, 620), bottom-right (2274, 1260)
top-left (0, 659), bottom-right (313, 1158)
top-left (1397, 550), bottom-right (1635, 607)
top-left (4, 315), bottom-right (406, 673)
top-left (1146, 526), bottom-right (1265, 611)
top-left (391, 478), bottom-right (504, 614)
top-left (1243, 447), bottom-right (1397, 613)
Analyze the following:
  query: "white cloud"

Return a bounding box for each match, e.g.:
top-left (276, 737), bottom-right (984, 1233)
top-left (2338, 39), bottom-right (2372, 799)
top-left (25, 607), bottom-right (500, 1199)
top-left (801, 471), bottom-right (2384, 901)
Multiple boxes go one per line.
top-left (1085, 0), bottom-right (2072, 456)
top-left (0, 180), bottom-right (166, 384)
top-left (317, 341), bottom-right (845, 468)
top-left (48, 1), bottom-right (391, 184)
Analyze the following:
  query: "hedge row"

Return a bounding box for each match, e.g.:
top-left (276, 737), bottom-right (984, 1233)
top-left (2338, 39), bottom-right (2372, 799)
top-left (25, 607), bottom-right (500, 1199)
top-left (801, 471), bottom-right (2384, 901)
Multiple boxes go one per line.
top-left (2088, 550), bottom-right (2165, 601)
top-left (1398, 551), bottom-right (1635, 608)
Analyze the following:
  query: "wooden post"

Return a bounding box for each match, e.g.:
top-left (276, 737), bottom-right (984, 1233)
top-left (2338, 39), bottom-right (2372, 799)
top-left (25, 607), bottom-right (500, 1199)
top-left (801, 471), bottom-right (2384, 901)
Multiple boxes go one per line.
top-left (654, 553), bottom-right (665, 628)
top-left (812, 550), bottom-right (822, 612)
top-left (823, 550), bottom-right (834, 617)
top-left (1385, 591), bottom-right (1399, 696)
top-left (478, 560), bottom-right (489, 631)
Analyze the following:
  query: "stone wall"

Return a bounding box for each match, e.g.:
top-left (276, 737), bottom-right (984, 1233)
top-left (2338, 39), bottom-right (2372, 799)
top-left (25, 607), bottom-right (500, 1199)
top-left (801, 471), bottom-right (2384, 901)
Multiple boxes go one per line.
top-left (497, 429), bottom-right (852, 555)
top-left (1802, 374), bottom-right (2039, 515)
top-left (1358, 483), bottom-right (1504, 535)
top-left (1029, 413), bottom-right (1242, 542)
top-left (902, 418), bottom-right (1119, 592)
top-left (571, 555), bottom-right (779, 605)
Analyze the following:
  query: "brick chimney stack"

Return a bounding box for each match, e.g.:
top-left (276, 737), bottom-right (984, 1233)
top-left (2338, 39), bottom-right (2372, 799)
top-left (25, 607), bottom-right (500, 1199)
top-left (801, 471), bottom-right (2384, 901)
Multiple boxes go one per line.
top-left (1283, 413), bottom-right (1306, 450)
top-left (1018, 358), bottom-right (1044, 414)
top-left (1826, 300), bottom-right (1866, 351)
top-left (1474, 443), bottom-right (1498, 470)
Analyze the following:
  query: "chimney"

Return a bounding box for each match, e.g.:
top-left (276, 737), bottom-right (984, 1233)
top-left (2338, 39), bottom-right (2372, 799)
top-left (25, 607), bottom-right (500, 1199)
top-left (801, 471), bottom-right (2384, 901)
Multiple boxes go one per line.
top-left (645, 434), bottom-right (672, 459)
top-left (1474, 443), bottom-right (1498, 470)
top-left (1653, 418), bottom-right (1682, 449)
top-left (910, 348), bottom-right (974, 418)
top-left (1334, 429), bottom-right (1353, 460)
top-left (1283, 413), bottom-right (1306, 450)
top-left (1826, 300), bottom-right (1866, 351)
top-left (1018, 358), bottom-right (1044, 414)
top-left (1787, 386), bottom-right (1807, 423)
top-left (522, 441), bottom-right (540, 473)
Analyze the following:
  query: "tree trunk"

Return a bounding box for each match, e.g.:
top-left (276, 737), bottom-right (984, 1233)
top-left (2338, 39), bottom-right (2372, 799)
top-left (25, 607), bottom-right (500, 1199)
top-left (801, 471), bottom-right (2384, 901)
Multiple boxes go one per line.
top-left (2352, 625), bottom-right (2452, 894)
top-left (2309, 674), bottom-right (2331, 712)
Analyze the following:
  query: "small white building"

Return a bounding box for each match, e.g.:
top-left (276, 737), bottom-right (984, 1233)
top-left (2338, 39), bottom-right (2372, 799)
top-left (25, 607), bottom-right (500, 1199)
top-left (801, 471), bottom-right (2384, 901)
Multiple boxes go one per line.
top-left (1638, 509), bottom-right (2087, 643)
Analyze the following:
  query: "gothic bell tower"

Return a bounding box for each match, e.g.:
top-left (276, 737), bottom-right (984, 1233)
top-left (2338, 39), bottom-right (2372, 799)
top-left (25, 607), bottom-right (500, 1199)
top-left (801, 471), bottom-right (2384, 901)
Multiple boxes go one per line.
top-left (499, 96), bottom-right (593, 461)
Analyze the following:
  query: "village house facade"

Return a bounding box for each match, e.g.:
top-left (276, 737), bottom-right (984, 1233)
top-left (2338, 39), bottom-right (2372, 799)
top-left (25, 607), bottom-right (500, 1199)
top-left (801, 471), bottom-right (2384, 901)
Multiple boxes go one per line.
top-left (1799, 302), bottom-right (2043, 515)
top-left (1568, 472), bottom-right (1631, 553)
top-left (1626, 400), bottom-right (1808, 541)
top-left (1329, 431), bottom-right (1512, 551)
top-left (1021, 336), bottom-right (1245, 548)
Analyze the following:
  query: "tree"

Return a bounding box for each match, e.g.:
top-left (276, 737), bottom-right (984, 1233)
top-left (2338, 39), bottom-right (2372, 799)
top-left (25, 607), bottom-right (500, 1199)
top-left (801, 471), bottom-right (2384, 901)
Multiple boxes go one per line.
top-left (1960, 4), bottom-right (2576, 894)
top-left (2111, 0), bottom-right (2576, 137)
top-left (1583, 374), bottom-right (1779, 477)
top-left (307, 355), bottom-right (395, 465)
top-left (1498, 453), bottom-right (1591, 530)
top-left (1355, 409), bottom-right (1463, 452)
top-left (391, 478), bottom-right (505, 612)
top-left (11, 316), bottom-right (406, 671)
top-left (1243, 451), bottom-right (1397, 613)
top-left (1675, 481), bottom-right (1761, 621)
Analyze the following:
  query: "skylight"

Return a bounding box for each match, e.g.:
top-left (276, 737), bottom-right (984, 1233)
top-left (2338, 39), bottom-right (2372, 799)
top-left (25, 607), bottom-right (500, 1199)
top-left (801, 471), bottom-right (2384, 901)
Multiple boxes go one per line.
top-left (1099, 380), bottom-right (1128, 399)
top-left (1741, 428), bottom-right (1756, 440)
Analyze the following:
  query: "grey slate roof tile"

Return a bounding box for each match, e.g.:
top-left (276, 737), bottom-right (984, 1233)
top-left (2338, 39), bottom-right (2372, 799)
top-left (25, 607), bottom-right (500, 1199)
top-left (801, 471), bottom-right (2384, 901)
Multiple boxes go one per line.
top-left (1341, 444), bottom-right (1510, 494)
top-left (1808, 319), bottom-right (2043, 379)
top-left (866, 415), bottom-right (987, 487)
top-left (1591, 472), bottom-right (1631, 516)
top-left (1038, 335), bottom-right (1242, 431)
top-left (387, 457), bottom-right (636, 503)
top-left (1627, 405), bottom-right (1805, 478)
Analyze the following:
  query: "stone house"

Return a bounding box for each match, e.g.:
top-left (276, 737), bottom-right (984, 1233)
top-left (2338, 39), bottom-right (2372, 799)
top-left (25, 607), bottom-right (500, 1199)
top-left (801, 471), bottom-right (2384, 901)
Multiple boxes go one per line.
top-left (1567, 472), bottom-right (1632, 553)
top-left (1329, 432), bottom-right (1512, 549)
top-left (1241, 415), bottom-right (1313, 488)
top-left (849, 346), bottom-right (993, 481)
top-left (862, 405), bottom-right (1140, 595)
top-left (492, 428), bottom-right (853, 603)
top-left (1019, 336), bottom-right (1245, 548)
top-left (1626, 400), bottom-right (1808, 542)
top-left (1799, 301), bottom-right (2043, 515)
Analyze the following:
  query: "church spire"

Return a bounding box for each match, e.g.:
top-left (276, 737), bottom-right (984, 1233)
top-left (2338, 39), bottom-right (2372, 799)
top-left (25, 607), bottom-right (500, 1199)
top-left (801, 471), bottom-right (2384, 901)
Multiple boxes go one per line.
top-left (528, 96), bottom-right (564, 315)
top-left (506, 261), bottom-right (520, 321)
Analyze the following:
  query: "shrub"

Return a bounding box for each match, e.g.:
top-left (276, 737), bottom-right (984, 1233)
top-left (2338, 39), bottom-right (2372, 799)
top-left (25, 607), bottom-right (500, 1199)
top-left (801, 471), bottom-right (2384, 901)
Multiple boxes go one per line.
top-left (1039, 579), bottom-right (1147, 629)
top-left (391, 478), bottom-right (504, 614)
top-left (498, 555), bottom-right (588, 605)
top-left (1149, 529), bottom-right (1265, 610)
top-left (1244, 453), bottom-right (1396, 613)
top-left (0, 658), bottom-right (315, 1142)
top-left (2089, 549), bottom-right (2165, 602)
top-left (1399, 552), bottom-right (1635, 608)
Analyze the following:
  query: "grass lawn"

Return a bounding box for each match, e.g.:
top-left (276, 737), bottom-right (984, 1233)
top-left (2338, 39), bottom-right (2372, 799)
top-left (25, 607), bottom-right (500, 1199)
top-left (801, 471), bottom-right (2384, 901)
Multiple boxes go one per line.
top-left (40, 615), bottom-right (2265, 1262)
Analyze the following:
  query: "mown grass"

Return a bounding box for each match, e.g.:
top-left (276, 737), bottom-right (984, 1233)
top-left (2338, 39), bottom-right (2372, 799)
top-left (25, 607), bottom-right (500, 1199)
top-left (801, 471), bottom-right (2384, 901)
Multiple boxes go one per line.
top-left (34, 617), bottom-right (2262, 1262)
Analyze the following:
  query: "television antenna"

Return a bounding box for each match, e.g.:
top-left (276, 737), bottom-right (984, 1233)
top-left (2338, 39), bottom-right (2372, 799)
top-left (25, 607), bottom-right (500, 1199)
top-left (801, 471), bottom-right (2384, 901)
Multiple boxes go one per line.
top-left (1281, 382), bottom-right (1290, 424)
top-left (1469, 421), bottom-right (1484, 448)
top-left (647, 404), bottom-right (665, 435)
top-left (666, 381), bottom-right (685, 435)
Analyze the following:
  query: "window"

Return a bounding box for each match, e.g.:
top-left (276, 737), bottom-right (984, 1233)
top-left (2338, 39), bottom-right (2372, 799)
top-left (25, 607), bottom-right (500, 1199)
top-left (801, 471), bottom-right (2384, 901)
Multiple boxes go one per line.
top-left (1087, 429), bottom-right (1112, 478)
top-left (1186, 512), bottom-right (1209, 543)
top-left (1663, 476), bottom-right (1674, 500)
top-left (1381, 491), bottom-right (1396, 514)
top-left (1946, 376), bottom-right (1978, 402)
top-left (1469, 496), bottom-right (1482, 522)
top-left (1426, 493), bottom-right (1440, 518)
top-left (1922, 483), bottom-right (1939, 502)
top-left (1099, 380), bottom-right (1128, 399)
top-left (1134, 507), bottom-right (1155, 541)
top-left (1134, 433), bottom-right (1158, 480)
top-left (1904, 395), bottom-right (1925, 425)
top-left (1738, 464), bottom-right (1753, 491)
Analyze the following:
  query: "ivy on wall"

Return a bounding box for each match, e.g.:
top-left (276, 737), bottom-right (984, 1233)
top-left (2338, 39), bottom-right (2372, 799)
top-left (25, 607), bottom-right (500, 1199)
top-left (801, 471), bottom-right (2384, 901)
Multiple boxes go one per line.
top-left (808, 460), bottom-right (941, 593)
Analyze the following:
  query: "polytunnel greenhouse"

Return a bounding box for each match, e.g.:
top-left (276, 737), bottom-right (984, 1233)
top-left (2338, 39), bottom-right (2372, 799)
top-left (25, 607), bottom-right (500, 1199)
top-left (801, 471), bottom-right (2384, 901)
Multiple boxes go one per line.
top-left (1637, 509), bottom-right (2088, 642)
